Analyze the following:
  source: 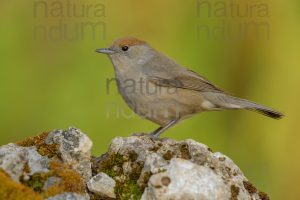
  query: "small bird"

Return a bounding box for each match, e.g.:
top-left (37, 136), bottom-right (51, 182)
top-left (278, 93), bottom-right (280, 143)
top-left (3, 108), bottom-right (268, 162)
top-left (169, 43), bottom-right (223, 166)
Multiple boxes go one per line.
top-left (96, 37), bottom-right (283, 138)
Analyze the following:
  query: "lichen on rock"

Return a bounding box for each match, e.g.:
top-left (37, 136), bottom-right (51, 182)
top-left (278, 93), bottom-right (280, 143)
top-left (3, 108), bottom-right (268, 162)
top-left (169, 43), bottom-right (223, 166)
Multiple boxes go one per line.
top-left (0, 127), bottom-right (89, 200)
top-left (0, 127), bottom-right (270, 200)
top-left (45, 127), bottom-right (93, 181)
top-left (92, 136), bottom-right (270, 200)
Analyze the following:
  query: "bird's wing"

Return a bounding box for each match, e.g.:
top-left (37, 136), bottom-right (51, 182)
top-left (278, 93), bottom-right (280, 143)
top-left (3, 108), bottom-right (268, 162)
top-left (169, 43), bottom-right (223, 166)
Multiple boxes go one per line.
top-left (147, 69), bottom-right (224, 93)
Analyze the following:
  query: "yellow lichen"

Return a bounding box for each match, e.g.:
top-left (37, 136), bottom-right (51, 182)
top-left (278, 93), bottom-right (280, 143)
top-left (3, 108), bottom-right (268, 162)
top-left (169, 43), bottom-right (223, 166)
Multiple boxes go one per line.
top-left (17, 132), bottom-right (59, 158)
top-left (0, 169), bottom-right (43, 200)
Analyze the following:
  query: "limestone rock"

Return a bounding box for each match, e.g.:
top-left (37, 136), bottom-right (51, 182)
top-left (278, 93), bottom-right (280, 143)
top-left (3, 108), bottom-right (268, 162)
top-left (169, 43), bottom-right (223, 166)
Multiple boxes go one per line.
top-left (142, 158), bottom-right (230, 200)
top-left (93, 135), bottom-right (269, 200)
top-left (43, 177), bottom-right (62, 190)
top-left (0, 143), bottom-right (49, 182)
top-left (0, 128), bottom-right (269, 200)
top-left (87, 172), bottom-right (116, 198)
top-left (26, 147), bottom-right (50, 175)
top-left (45, 127), bottom-right (93, 181)
top-left (0, 127), bottom-right (89, 200)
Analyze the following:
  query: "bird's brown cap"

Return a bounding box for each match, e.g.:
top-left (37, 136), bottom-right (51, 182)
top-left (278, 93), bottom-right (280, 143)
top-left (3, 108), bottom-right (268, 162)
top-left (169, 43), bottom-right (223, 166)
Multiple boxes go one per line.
top-left (112, 36), bottom-right (146, 48)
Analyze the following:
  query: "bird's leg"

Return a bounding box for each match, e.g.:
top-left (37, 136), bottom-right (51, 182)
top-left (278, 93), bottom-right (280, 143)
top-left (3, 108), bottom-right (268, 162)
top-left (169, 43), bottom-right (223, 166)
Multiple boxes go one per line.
top-left (149, 126), bottom-right (163, 136)
top-left (149, 119), bottom-right (178, 138)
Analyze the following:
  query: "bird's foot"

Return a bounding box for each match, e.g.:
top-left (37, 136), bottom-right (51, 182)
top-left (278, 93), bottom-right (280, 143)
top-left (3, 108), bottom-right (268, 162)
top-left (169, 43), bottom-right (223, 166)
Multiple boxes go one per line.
top-left (147, 132), bottom-right (162, 140)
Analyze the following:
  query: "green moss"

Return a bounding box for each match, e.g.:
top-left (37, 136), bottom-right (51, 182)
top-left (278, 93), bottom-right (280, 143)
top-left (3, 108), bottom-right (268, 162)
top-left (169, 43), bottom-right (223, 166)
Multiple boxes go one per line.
top-left (94, 152), bottom-right (147, 199)
top-left (20, 160), bottom-right (85, 198)
top-left (21, 172), bottom-right (52, 192)
top-left (103, 168), bottom-right (118, 178)
top-left (114, 154), bottom-right (125, 165)
top-left (0, 169), bottom-right (43, 200)
top-left (115, 179), bottom-right (143, 200)
top-left (94, 152), bottom-right (149, 199)
top-left (17, 132), bottom-right (59, 158)
top-left (0, 132), bottom-right (85, 200)
top-left (4, 132), bottom-right (85, 199)
top-left (97, 153), bottom-right (125, 178)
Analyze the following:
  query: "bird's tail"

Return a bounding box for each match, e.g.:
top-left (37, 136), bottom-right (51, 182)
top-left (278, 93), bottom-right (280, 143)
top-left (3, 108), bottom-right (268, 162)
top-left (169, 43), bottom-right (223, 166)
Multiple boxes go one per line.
top-left (205, 93), bottom-right (284, 119)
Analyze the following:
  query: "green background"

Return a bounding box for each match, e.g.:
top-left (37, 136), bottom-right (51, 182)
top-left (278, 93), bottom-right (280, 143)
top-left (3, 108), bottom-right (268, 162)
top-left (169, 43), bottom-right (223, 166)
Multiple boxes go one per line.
top-left (0, 0), bottom-right (299, 199)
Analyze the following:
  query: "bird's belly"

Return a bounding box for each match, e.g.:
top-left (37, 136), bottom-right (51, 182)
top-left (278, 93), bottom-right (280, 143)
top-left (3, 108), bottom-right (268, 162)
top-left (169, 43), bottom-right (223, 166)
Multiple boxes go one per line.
top-left (119, 81), bottom-right (205, 126)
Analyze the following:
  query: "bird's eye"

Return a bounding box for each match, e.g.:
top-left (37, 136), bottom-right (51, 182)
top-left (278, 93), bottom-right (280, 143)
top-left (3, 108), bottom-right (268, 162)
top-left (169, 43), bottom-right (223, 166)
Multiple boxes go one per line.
top-left (121, 46), bottom-right (129, 51)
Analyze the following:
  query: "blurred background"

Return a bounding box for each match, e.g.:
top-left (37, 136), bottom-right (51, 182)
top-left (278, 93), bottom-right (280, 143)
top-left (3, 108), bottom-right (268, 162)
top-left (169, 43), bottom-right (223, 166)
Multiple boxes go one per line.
top-left (0, 0), bottom-right (299, 199)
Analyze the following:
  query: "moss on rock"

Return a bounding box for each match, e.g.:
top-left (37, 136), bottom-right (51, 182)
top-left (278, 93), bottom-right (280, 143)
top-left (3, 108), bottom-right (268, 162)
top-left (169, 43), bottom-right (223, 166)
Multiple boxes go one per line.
top-left (115, 179), bottom-right (143, 200)
top-left (1, 129), bottom-right (92, 199)
top-left (0, 169), bottom-right (43, 200)
top-left (43, 160), bottom-right (86, 197)
top-left (95, 153), bottom-right (125, 178)
top-left (17, 132), bottom-right (59, 158)
top-left (1, 129), bottom-right (271, 200)
top-left (21, 172), bottom-right (51, 192)
top-left (93, 152), bottom-right (145, 200)
top-left (19, 160), bottom-right (86, 198)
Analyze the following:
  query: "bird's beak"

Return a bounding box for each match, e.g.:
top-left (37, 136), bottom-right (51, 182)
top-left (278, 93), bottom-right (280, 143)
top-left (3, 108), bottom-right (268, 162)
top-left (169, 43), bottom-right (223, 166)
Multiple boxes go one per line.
top-left (95, 48), bottom-right (116, 55)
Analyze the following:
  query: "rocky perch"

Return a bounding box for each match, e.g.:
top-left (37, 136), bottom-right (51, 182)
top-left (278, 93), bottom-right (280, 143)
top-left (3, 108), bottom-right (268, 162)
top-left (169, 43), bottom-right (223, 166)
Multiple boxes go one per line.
top-left (0, 127), bottom-right (270, 200)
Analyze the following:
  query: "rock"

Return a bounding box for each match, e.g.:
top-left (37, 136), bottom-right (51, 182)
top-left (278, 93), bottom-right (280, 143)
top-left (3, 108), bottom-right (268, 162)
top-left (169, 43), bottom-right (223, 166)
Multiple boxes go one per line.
top-left (43, 177), bottom-right (61, 190)
top-left (46, 192), bottom-right (89, 200)
top-left (26, 147), bottom-right (50, 175)
top-left (45, 127), bottom-right (93, 181)
top-left (0, 143), bottom-right (27, 182)
top-left (0, 169), bottom-right (43, 200)
top-left (142, 158), bottom-right (230, 200)
top-left (93, 135), bottom-right (268, 200)
top-left (0, 128), bottom-right (269, 200)
top-left (142, 152), bottom-right (168, 174)
top-left (0, 127), bottom-right (88, 200)
top-left (0, 143), bottom-right (49, 182)
top-left (87, 172), bottom-right (116, 198)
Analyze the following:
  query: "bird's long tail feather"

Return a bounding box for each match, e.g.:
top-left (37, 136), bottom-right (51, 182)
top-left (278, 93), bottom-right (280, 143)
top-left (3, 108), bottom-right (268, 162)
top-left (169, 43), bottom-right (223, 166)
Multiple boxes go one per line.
top-left (204, 93), bottom-right (284, 119)
top-left (223, 96), bottom-right (284, 119)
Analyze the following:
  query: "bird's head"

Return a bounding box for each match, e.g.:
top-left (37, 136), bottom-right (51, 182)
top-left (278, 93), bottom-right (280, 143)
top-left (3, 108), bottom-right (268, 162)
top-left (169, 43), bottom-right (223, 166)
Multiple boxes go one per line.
top-left (96, 36), bottom-right (155, 67)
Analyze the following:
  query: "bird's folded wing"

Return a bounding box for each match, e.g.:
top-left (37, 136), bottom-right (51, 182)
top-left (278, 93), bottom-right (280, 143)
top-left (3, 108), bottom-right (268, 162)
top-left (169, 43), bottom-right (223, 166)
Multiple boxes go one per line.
top-left (147, 70), bottom-right (224, 93)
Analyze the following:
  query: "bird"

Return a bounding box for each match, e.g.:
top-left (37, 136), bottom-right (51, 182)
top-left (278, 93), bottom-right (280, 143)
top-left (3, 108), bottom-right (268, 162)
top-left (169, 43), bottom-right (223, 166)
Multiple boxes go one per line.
top-left (96, 36), bottom-right (284, 138)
